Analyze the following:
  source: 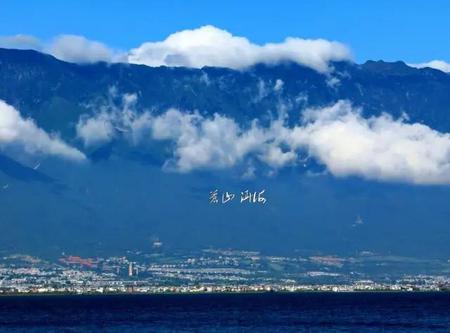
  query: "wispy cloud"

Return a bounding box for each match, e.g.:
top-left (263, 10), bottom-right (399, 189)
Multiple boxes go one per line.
top-left (0, 34), bottom-right (42, 51)
top-left (0, 34), bottom-right (124, 63)
top-left (76, 91), bottom-right (450, 185)
top-left (48, 35), bottom-right (123, 63)
top-left (76, 112), bottom-right (116, 147)
top-left (0, 100), bottom-right (85, 161)
top-left (76, 91), bottom-right (140, 146)
top-left (408, 60), bottom-right (450, 73)
top-left (0, 26), bottom-right (351, 72)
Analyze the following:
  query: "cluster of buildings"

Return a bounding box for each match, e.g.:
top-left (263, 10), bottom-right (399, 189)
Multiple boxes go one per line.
top-left (0, 250), bottom-right (449, 295)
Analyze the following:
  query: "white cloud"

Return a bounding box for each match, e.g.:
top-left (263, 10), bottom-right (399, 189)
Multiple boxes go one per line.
top-left (47, 35), bottom-right (119, 63)
top-left (76, 92), bottom-right (151, 146)
top-left (148, 101), bottom-right (450, 184)
top-left (76, 112), bottom-right (115, 147)
top-left (0, 34), bottom-right (123, 63)
top-left (148, 109), bottom-right (296, 172)
top-left (2, 26), bottom-right (350, 71)
top-left (128, 25), bottom-right (351, 73)
top-left (75, 92), bottom-right (450, 184)
top-left (0, 100), bottom-right (85, 161)
top-left (150, 109), bottom-right (249, 171)
top-left (408, 60), bottom-right (450, 73)
top-left (0, 34), bottom-right (42, 50)
top-left (259, 145), bottom-right (296, 168)
top-left (76, 97), bottom-right (291, 172)
top-left (288, 101), bottom-right (450, 184)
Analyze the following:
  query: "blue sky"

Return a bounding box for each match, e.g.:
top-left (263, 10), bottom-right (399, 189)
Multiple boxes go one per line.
top-left (0, 0), bottom-right (449, 63)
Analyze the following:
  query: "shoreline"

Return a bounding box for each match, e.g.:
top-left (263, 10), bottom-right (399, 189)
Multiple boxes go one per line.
top-left (1, 290), bottom-right (449, 297)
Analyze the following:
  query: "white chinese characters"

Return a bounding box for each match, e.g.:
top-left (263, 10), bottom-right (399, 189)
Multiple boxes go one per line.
top-left (209, 189), bottom-right (267, 205)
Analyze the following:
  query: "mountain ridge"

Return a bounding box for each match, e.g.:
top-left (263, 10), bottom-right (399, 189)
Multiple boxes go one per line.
top-left (1, 48), bottom-right (450, 259)
top-left (2, 47), bottom-right (450, 135)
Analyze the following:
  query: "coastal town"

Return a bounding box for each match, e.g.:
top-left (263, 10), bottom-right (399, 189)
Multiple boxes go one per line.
top-left (1, 248), bottom-right (449, 295)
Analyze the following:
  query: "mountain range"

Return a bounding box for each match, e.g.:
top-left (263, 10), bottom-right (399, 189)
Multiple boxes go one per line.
top-left (1, 48), bottom-right (450, 259)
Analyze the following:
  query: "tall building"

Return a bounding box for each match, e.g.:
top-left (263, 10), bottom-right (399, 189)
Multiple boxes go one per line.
top-left (128, 262), bottom-right (133, 277)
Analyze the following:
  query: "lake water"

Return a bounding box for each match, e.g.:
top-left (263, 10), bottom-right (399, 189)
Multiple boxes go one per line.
top-left (0, 292), bottom-right (448, 332)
